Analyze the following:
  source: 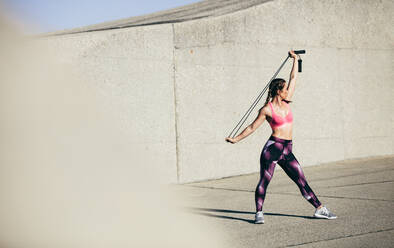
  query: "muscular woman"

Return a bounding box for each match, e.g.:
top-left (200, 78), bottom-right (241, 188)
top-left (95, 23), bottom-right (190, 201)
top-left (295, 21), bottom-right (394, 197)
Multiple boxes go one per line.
top-left (226, 50), bottom-right (337, 224)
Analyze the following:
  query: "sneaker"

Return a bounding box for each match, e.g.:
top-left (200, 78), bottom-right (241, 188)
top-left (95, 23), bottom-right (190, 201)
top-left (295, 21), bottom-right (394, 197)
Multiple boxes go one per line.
top-left (255, 211), bottom-right (264, 224)
top-left (314, 206), bottom-right (337, 219)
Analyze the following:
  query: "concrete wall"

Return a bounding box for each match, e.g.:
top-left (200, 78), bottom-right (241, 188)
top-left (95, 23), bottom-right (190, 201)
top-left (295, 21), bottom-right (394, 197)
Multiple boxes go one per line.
top-left (37, 25), bottom-right (179, 183)
top-left (37, 0), bottom-right (393, 183)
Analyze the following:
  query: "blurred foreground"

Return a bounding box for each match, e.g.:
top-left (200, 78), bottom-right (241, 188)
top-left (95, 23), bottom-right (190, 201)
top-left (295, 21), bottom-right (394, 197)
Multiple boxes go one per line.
top-left (0, 11), bottom-right (227, 248)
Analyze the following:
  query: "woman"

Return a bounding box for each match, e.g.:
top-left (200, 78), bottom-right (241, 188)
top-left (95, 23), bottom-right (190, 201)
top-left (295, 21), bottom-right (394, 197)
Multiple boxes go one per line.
top-left (226, 50), bottom-right (336, 224)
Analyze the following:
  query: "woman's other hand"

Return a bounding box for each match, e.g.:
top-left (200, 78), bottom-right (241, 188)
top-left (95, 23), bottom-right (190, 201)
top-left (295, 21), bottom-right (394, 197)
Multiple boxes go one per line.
top-left (289, 50), bottom-right (297, 59)
top-left (225, 137), bottom-right (237, 144)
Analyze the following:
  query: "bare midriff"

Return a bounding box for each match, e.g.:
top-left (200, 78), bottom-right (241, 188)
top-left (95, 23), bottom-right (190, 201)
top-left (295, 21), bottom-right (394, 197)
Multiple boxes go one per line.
top-left (269, 122), bottom-right (293, 140)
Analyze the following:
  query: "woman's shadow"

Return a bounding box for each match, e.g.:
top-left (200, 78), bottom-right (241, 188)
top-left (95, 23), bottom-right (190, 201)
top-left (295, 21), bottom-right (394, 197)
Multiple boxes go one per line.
top-left (185, 207), bottom-right (315, 224)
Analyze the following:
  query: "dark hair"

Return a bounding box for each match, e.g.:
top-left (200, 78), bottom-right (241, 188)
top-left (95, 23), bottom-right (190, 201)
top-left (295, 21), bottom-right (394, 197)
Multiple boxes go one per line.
top-left (263, 78), bottom-right (286, 106)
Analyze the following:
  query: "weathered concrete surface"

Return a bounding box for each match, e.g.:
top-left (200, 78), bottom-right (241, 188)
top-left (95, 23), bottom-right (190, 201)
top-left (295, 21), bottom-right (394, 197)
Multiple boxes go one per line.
top-left (174, 155), bottom-right (394, 248)
top-left (173, 0), bottom-right (393, 182)
top-left (34, 0), bottom-right (393, 183)
top-left (35, 25), bottom-right (179, 183)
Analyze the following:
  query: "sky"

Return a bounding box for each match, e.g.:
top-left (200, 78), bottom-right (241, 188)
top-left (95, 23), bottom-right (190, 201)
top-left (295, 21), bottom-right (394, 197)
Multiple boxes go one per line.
top-left (1, 0), bottom-right (201, 35)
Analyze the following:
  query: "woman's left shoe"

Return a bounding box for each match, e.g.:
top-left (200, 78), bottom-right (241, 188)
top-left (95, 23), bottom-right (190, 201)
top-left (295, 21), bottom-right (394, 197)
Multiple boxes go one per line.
top-left (314, 206), bottom-right (337, 219)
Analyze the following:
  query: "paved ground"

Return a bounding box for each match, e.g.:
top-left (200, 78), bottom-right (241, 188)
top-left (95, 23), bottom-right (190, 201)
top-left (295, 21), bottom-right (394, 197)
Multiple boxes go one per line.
top-left (175, 155), bottom-right (394, 248)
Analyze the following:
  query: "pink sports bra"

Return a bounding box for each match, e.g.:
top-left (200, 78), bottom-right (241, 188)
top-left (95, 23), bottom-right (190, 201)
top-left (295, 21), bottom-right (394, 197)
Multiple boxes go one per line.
top-left (268, 101), bottom-right (293, 129)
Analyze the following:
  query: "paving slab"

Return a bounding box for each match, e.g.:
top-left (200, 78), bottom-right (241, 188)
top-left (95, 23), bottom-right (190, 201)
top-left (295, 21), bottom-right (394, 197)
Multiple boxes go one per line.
top-left (174, 155), bottom-right (394, 248)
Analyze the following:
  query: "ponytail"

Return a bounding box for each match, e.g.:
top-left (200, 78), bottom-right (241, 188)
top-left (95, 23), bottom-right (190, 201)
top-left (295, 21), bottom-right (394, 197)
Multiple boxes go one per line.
top-left (263, 88), bottom-right (272, 107)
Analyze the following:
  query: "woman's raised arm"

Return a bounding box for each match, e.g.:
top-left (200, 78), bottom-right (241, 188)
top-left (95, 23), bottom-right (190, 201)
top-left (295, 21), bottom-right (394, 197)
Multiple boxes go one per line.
top-left (286, 50), bottom-right (298, 101)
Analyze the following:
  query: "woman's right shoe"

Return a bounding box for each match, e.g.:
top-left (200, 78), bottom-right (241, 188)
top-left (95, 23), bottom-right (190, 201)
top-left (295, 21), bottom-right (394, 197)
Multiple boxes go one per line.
top-left (255, 211), bottom-right (264, 224)
top-left (314, 206), bottom-right (337, 219)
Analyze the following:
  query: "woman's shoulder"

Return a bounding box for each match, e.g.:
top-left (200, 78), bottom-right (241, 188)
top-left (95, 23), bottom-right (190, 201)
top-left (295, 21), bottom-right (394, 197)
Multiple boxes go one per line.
top-left (260, 104), bottom-right (272, 116)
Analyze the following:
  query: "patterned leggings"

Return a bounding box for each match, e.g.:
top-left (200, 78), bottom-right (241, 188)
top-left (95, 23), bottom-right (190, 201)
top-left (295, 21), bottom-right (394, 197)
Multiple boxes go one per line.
top-left (255, 135), bottom-right (321, 212)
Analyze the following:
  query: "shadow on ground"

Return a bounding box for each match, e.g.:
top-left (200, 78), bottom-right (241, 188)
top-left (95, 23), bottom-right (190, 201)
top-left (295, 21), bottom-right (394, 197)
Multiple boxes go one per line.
top-left (185, 207), bottom-right (315, 224)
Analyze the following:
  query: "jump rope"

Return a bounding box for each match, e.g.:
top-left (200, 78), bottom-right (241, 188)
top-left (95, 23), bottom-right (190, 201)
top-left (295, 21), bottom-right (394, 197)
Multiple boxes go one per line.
top-left (228, 50), bottom-right (305, 139)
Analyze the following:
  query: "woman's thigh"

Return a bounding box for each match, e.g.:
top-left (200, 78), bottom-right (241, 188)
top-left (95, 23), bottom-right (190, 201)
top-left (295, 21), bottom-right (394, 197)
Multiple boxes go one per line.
top-left (260, 141), bottom-right (284, 177)
top-left (278, 152), bottom-right (307, 184)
